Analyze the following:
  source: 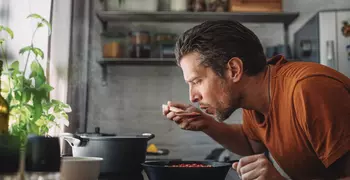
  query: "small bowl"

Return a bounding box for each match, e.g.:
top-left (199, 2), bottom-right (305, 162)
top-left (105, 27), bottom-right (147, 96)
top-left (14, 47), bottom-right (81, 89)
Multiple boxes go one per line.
top-left (60, 156), bottom-right (103, 180)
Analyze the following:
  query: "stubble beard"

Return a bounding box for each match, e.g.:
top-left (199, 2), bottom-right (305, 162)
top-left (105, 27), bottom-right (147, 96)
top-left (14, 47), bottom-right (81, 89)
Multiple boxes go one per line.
top-left (215, 80), bottom-right (240, 122)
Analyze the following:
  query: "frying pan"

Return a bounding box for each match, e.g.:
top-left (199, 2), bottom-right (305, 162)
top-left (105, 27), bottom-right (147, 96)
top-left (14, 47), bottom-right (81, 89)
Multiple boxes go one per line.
top-left (142, 160), bottom-right (237, 180)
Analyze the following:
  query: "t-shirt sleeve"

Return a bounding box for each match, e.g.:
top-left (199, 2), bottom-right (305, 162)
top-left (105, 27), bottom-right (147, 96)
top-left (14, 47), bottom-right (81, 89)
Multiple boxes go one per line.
top-left (293, 76), bottom-right (350, 168)
top-left (242, 109), bottom-right (261, 142)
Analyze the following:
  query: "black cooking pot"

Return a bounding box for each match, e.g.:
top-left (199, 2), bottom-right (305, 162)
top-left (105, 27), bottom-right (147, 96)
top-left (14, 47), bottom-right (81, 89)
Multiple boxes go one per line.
top-left (142, 160), bottom-right (234, 180)
top-left (61, 127), bottom-right (155, 175)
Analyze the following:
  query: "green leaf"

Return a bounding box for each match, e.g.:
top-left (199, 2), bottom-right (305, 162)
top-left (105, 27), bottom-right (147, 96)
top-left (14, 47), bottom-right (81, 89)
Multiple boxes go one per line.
top-left (42, 19), bottom-right (52, 35)
top-left (30, 61), bottom-right (45, 88)
top-left (38, 83), bottom-right (53, 92)
top-left (61, 112), bottom-right (68, 120)
top-left (1, 79), bottom-right (10, 94)
top-left (10, 61), bottom-right (20, 72)
top-left (35, 117), bottom-right (46, 126)
top-left (53, 106), bottom-right (59, 113)
top-left (33, 95), bottom-right (43, 121)
top-left (51, 99), bottom-right (60, 105)
top-left (23, 78), bottom-right (32, 87)
top-left (29, 71), bottom-right (37, 78)
top-left (27, 13), bottom-right (43, 20)
top-left (37, 22), bottom-right (44, 28)
top-left (21, 90), bottom-right (31, 104)
top-left (47, 114), bottom-right (55, 121)
top-left (14, 91), bottom-right (21, 101)
top-left (19, 46), bottom-right (32, 55)
top-left (24, 104), bottom-right (34, 112)
top-left (0, 38), bottom-right (5, 45)
top-left (6, 91), bottom-right (13, 103)
top-left (3, 27), bottom-right (14, 39)
top-left (0, 26), bottom-right (14, 39)
top-left (32, 48), bottom-right (44, 59)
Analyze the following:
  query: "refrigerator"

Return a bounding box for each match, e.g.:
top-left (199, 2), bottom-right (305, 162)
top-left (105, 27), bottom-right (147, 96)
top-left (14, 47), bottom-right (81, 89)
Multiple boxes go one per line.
top-left (294, 9), bottom-right (350, 77)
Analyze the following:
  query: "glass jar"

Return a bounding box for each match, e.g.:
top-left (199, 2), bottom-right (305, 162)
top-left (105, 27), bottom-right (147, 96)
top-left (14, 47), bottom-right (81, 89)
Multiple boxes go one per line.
top-left (188, 0), bottom-right (207, 12)
top-left (129, 31), bottom-right (150, 45)
top-left (129, 45), bottom-right (151, 58)
top-left (153, 33), bottom-right (177, 58)
top-left (102, 32), bottom-right (125, 58)
top-left (160, 44), bottom-right (176, 58)
top-left (208, 0), bottom-right (228, 12)
top-left (129, 31), bottom-right (151, 58)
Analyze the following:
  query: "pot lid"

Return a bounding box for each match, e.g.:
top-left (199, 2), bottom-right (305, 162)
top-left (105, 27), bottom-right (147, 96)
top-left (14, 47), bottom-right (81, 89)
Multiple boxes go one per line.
top-left (76, 127), bottom-right (116, 137)
top-left (75, 127), bottom-right (155, 140)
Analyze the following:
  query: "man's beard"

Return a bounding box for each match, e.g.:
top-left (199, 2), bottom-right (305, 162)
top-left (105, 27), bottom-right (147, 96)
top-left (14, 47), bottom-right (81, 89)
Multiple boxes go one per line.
top-left (215, 82), bottom-right (240, 122)
top-left (215, 106), bottom-right (236, 122)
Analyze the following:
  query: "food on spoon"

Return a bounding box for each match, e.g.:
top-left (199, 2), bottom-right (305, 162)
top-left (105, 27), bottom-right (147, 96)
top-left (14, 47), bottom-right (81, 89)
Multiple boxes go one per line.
top-left (169, 106), bottom-right (184, 113)
top-left (162, 104), bottom-right (184, 112)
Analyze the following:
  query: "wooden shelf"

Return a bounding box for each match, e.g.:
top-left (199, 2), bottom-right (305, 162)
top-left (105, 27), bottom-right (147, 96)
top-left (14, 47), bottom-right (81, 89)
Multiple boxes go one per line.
top-left (95, 10), bottom-right (300, 86)
top-left (96, 11), bottom-right (299, 26)
top-left (98, 58), bottom-right (177, 66)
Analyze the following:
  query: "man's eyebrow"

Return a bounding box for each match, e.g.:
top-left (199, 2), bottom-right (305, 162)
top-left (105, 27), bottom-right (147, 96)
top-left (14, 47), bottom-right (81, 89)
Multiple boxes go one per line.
top-left (186, 76), bottom-right (199, 83)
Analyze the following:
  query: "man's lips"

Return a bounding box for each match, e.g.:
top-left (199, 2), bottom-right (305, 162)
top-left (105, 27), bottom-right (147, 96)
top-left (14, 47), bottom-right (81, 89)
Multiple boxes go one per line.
top-left (200, 106), bottom-right (215, 115)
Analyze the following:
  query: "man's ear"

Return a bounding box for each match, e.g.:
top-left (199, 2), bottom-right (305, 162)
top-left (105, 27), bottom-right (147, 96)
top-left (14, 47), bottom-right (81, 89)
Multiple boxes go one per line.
top-left (227, 57), bottom-right (244, 83)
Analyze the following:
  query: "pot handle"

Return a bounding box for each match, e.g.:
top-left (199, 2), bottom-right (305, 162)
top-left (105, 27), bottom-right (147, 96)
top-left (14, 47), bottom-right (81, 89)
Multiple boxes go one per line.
top-left (59, 133), bottom-right (86, 147)
top-left (141, 133), bottom-right (155, 141)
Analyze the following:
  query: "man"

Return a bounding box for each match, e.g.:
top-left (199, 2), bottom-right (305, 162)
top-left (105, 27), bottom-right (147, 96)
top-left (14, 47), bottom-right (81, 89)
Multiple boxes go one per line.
top-left (162, 20), bottom-right (350, 179)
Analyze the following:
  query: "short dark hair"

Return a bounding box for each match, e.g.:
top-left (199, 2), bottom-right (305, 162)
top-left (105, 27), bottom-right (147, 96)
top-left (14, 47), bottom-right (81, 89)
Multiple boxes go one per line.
top-left (175, 20), bottom-right (266, 76)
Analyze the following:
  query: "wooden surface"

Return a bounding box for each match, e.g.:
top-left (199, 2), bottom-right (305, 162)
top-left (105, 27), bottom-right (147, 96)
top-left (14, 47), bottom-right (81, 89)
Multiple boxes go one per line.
top-left (230, 0), bottom-right (282, 12)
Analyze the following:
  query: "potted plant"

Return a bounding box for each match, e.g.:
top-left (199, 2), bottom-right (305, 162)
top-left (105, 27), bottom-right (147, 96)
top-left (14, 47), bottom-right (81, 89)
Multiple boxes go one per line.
top-left (0, 13), bottom-right (71, 148)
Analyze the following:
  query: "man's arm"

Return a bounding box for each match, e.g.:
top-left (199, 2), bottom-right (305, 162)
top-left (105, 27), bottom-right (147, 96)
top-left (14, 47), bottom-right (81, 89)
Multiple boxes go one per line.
top-left (203, 122), bottom-right (266, 156)
top-left (293, 76), bottom-right (350, 178)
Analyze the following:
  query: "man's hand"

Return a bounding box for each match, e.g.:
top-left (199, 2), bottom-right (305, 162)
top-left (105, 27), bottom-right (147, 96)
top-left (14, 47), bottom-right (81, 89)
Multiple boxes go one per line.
top-left (162, 101), bottom-right (216, 131)
top-left (232, 154), bottom-right (284, 180)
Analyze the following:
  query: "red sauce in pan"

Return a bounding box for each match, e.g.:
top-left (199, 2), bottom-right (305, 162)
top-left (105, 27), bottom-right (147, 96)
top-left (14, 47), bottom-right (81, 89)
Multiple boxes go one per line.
top-left (168, 163), bottom-right (212, 168)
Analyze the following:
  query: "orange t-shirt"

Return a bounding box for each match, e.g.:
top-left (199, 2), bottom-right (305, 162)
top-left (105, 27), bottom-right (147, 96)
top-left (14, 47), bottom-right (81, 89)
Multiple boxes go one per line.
top-left (242, 55), bottom-right (350, 179)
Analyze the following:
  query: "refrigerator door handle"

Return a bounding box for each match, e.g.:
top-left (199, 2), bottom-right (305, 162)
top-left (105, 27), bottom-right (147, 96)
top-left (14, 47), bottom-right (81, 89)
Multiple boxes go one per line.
top-left (326, 40), bottom-right (336, 69)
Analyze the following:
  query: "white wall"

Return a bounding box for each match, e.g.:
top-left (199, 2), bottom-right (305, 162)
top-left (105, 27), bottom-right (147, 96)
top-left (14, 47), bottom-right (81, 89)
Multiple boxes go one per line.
top-left (0, 0), bottom-right (52, 73)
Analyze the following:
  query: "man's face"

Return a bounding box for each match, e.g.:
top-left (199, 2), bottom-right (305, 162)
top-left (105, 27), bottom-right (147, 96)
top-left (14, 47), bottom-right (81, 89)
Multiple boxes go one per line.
top-left (180, 52), bottom-right (240, 122)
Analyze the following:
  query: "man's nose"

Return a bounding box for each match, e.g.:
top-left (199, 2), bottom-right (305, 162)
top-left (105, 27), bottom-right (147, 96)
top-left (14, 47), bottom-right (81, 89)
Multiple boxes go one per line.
top-left (190, 88), bottom-right (201, 103)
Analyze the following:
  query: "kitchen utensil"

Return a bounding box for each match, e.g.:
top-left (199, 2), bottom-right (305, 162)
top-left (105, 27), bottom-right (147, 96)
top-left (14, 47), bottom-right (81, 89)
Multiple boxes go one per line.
top-left (174, 111), bottom-right (201, 116)
top-left (60, 157), bottom-right (103, 180)
top-left (146, 148), bottom-right (170, 156)
top-left (60, 127), bottom-right (155, 175)
top-left (142, 160), bottom-right (233, 180)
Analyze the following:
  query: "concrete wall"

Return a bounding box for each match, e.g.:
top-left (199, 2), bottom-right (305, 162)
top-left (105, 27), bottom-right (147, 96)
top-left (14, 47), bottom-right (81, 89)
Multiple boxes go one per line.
top-left (82, 0), bottom-right (350, 160)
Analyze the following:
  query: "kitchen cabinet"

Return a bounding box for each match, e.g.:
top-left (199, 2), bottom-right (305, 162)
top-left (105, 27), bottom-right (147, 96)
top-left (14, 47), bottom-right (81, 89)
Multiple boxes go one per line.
top-left (95, 10), bottom-right (299, 85)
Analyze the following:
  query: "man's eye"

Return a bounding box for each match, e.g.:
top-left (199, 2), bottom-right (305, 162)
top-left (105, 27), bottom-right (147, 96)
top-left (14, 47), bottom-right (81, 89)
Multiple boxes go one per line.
top-left (193, 80), bottom-right (201, 85)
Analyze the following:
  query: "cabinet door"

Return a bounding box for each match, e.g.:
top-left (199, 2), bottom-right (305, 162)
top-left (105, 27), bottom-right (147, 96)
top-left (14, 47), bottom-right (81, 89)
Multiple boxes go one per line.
top-left (336, 10), bottom-right (350, 78)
